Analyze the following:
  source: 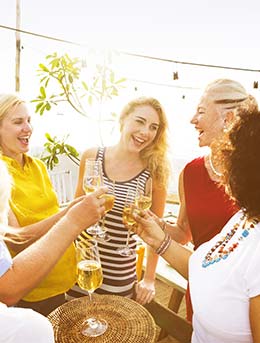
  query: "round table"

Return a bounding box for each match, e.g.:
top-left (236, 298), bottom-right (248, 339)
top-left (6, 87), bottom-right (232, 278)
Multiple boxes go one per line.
top-left (48, 294), bottom-right (157, 343)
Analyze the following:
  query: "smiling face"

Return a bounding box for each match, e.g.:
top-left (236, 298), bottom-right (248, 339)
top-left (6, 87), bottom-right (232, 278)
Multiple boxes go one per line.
top-left (120, 105), bottom-right (160, 153)
top-left (190, 94), bottom-right (226, 147)
top-left (0, 103), bottom-right (33, 162)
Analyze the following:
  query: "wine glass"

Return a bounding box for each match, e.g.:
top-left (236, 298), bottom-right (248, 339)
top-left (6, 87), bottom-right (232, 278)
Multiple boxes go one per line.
top-left (132, 177), bottom-right (152, 242)
top-left (117, 188), bottom-right (137, 256)
top-left (76, 239), bottom-right (108, 337)
top-left (83, 159), bottom-right (106, 237)
top-left (135, 177), bottom-right (152, 211)
top-left (100, 182), bottom-right (115, 234)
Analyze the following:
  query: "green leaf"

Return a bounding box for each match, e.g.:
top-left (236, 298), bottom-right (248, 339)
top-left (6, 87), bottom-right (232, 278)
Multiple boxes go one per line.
top-left (45, 133), bottom-right (54, 142)
top-left (82, 81), bottom-right (88, 91)
top-left (35, 102), bottom-right (44, 113)
top-left (40, 86), bottom-right (46, 98)
top-left (39, 104), bottom-right (46, 115)
top-left (88, 95), bottom-right (93, 105)
top-left (39, 63), bottom-right (49, 72)
top-left (45, 78), bottom-right (50, 88)
top-left (68, 74), bottom-right (73, 83)
top-left (115, 77), bottom-right (127, 84)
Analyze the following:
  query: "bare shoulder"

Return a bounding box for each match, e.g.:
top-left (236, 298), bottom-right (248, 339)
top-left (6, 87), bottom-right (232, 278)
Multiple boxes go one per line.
top-left (81, 147), bottom-right (99, 162)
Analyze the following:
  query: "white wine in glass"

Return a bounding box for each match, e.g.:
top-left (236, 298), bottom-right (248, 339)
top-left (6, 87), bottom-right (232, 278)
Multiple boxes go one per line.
top-left (83, 159), bottom-right (107, 237)
top-left (98, 182), bottom-right (115, 241)
top-left (133, 177), bottom-right (153, 243)
top-left (117, 188), bottom-right (137, 256)
top-left (135, 177), bottom-right (152, 210)
top-left (76, 239), bottom-right (107, 337)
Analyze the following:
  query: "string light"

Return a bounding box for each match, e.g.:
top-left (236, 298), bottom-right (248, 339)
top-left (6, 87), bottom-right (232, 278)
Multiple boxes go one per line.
top-left (1, 24), bottom-right (260, 74)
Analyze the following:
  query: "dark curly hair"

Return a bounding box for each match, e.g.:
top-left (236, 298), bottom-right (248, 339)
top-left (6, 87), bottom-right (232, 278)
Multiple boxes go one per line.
top-left (215, 108), bottom-right (260, 218)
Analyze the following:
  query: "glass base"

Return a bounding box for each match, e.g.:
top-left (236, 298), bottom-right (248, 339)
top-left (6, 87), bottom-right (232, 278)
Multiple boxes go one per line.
top-left (117, 246), bottom-right (136, 256)
top-left (81, 317), bottom-right (108, 337)
top-left (97, 232), bottom-right (111, 242)
top-left (86, 225), bottom-right (105, 236)
top-left (86, 226), bottom-right (111, 241)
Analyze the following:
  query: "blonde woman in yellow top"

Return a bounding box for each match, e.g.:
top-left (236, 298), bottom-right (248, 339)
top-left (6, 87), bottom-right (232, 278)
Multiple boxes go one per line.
top-left (0, 93), bottom-right (76, 315)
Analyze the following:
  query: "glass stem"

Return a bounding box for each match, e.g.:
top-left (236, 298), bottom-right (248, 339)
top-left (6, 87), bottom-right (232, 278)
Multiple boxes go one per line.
top-left (126, 230), bottom-right (131, 247)
top-left (88, 290), bottom-right (93, 302)
top-left (102, 216), bottom-right (105, 230)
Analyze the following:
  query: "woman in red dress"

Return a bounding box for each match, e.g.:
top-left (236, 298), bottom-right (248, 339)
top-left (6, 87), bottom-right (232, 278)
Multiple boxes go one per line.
top-left (163, 79), bottom-right (258, 321)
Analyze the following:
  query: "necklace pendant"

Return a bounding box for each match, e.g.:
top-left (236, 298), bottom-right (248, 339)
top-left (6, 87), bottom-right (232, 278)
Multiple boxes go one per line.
top-left (242, 229), bottom-right (249, 237)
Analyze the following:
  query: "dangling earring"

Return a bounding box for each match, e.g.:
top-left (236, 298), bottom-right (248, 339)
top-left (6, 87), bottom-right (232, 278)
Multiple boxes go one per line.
top-left (223, 125), bottom-right (229, 133)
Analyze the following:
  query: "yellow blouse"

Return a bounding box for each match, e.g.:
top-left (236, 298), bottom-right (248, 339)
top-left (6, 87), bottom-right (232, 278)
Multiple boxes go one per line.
top-left (2, 155), bottom-right (76, 302)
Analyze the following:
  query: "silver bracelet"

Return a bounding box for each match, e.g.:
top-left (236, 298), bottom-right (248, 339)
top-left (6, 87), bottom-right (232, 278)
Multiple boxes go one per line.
top-left (155, 233), bottom-right (171, 255)
top-left (160, 219), bottom-right (167, 232)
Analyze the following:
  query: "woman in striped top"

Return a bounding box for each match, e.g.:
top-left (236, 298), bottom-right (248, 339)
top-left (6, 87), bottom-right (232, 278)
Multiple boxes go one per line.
top-left (75, 97), bottom-right (170, 304)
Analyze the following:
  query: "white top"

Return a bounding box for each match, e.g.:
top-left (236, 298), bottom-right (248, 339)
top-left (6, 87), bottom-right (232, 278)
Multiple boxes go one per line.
top-left (0, 240), bottom-right (54, 343)
top-left (0, 240), bottom-right (12, 276)
top-left (189, 210), bottom-right (260, 343)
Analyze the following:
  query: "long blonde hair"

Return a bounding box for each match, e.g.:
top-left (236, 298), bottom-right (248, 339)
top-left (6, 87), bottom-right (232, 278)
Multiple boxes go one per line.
top-left (120, 97), bottom-right (170, 188)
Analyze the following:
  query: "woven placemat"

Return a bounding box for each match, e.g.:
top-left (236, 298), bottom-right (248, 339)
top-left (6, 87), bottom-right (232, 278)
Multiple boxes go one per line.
top-left (48, 294), bottom-right (157, 343)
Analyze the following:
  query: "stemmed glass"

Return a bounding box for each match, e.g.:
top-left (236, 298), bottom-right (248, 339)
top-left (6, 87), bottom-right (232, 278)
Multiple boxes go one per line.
top-left (100, 182), bottom-right (115, 237)
top-left (117, 188), bottom-right (137, 256)
top-left (83, 159), bottom-right (106, 237)
top-left (132, 177), bottom-right (152, 243)
top-left (135, 177), bottom-right (152, 211)
top-left (76, 239), bottom-right (108, 337)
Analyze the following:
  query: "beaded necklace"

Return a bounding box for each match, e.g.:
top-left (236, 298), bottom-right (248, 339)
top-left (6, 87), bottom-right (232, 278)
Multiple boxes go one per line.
top-left (202, 213), bottom-right (258, 268)
top-left (208, 153), bottom-right (222, 177)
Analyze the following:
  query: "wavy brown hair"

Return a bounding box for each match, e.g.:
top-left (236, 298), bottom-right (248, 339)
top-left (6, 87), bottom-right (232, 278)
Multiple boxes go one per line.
top-left (120, 97), bottom-right (170, 188)
top-left (215, 108), bottom-right (260, 219)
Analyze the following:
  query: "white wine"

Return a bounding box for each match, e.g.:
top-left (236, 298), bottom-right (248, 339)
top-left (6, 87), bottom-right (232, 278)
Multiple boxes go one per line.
top-left (83, 175), bottom-right (101, 194)
top-left (77, 260), bottom-right (103, 292)
top-left (122, 206), bottom-right (137, 227)
top-left (136, 195), bottom-right (152, 210)
top-left (102, 194), bottom-right (115, 213)
top-left (83, 184), bottom-right (96, 194)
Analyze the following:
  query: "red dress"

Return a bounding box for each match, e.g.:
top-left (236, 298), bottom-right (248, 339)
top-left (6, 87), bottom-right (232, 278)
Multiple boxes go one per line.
top-left (183, 156), bottom-right (238, 321)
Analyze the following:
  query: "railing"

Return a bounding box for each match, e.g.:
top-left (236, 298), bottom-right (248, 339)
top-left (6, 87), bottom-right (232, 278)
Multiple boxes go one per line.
top-left (49, 170), bottom-right (74, 206)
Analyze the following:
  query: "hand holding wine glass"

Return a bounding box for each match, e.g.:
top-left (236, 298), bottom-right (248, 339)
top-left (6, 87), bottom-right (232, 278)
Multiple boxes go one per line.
top-left (76, 239), bottom-right (108, 337)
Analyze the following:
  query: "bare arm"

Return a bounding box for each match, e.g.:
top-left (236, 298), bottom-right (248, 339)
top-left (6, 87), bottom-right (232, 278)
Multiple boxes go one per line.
top-left (0, 189), bottom-right (106, 306)
top-left (250, 295), bottom-right (260, 342)
top-left (165, 170), bottom-right (192, 244)
top-left (135, 179), bottom-right (167, 305)
top-left (133, 211), bottom-right (191, 279)
top-left (7, 197), bottom-right (84, 252)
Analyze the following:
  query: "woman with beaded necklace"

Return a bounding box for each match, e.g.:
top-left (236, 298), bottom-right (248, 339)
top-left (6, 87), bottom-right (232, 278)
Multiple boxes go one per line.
top-left (133, 107), bottom-right (260, 343)
top-left (158, 79), bottom-right (258, 321)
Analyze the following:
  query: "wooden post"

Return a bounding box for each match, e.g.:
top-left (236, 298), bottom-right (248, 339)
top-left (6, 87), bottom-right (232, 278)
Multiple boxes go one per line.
top-left (15, 0), bottom-right (21, 92)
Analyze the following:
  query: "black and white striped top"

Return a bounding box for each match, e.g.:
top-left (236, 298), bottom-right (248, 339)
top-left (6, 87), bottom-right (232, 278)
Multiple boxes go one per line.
top-left (80, 147), bottom-right (150, 298)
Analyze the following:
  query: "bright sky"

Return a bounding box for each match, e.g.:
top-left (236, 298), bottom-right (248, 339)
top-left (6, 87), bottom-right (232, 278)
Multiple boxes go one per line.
top-left (1, 0), bottom-right (260, 191)
top-left (2, 0), bottom-right (260, 67)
